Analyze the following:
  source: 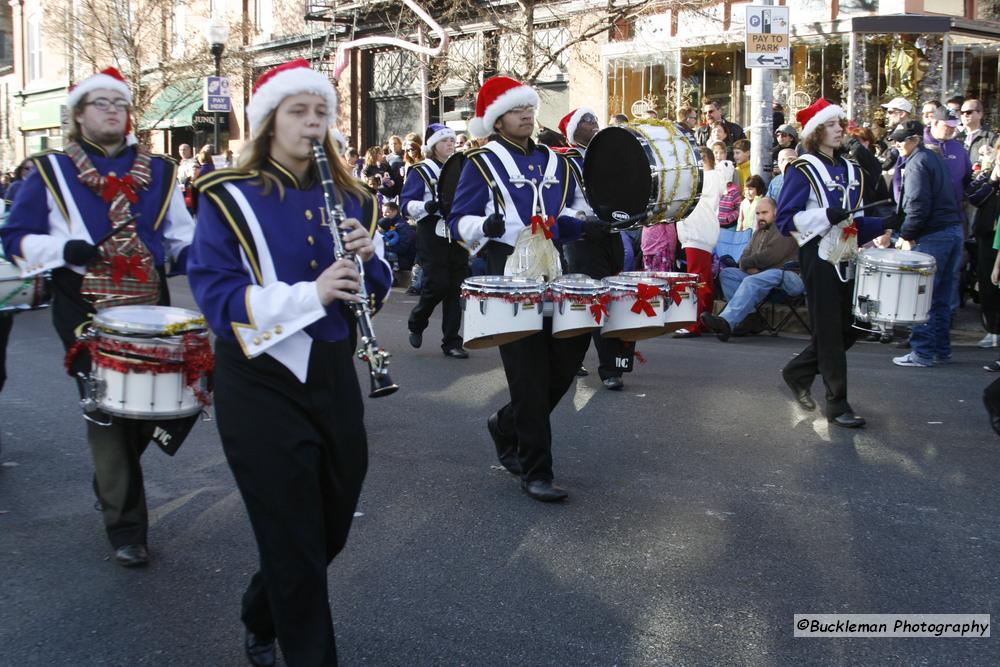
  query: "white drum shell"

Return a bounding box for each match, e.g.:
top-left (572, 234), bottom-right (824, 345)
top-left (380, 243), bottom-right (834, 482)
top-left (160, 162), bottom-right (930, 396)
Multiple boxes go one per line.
top-left (549, 279), bottom-right (608, 339)
top-left (89, 306), bottom-right (209, 419)
top-left (601, 277), bottom-right (668, 341)
top-left (621, 271), bottom-right (697, 332)
top-left (461, 277), bottom-right (545, 349)
top-left (853, 250), bottom-right (936, 326)
top-left (0, 259), bottom-right (49, 311)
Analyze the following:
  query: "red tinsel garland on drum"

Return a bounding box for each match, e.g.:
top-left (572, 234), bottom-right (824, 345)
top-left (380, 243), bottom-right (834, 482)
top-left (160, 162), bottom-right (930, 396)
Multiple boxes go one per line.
top-left (64, 333), bottom-right (214, 407)
top-left (460, 289), bottom-right (545, 305)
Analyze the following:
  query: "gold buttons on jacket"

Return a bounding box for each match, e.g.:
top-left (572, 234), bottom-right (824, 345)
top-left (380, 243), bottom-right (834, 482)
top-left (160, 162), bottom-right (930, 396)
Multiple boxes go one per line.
top-left (305, 210), bottom-right (314, 220)
top-left (528, 164), bottom-right (534, 171)
top-left (310, 259), bottom-right (319, 270)
top-left (262, 331), bottom-right (272, 341)
top-left (252, 336), bottom-right (261, 346)
top-left (274, 325), bottom-right (283, 334)
top-left (307, 235), bottom-right (315, 246)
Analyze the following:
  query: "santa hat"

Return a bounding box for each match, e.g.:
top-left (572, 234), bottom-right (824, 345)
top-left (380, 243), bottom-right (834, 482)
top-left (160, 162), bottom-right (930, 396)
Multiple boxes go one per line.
top-left (558, 107), bottom-right (598, 147)
top-left (468, 76), bottom-right (539, 138)
top-left (796, 98), bottom-right (846, 140)
top-left (423, 123), bottom-right (455, 156)
top-left (66, 67), bottom-right (137, 146)
top-left (246, 59), bottom-right (338, 138)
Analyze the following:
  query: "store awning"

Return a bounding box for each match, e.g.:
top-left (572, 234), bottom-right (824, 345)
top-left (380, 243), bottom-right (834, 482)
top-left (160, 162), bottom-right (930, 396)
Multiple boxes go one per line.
top-left (139, 80), bottom-right (203, 130)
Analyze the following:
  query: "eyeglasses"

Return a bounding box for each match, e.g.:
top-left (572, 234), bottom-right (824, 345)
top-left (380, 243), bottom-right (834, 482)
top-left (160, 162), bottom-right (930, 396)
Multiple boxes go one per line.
top-left (961, 109), bottom-right (978, 115)
top-left (887, 109), bottom-right (904, 114)
top-left (85, 98), bottom-right (129, 111)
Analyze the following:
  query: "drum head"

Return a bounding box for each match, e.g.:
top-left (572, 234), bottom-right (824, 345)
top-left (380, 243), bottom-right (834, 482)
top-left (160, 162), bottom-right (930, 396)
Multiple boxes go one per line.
top-left (463, 275), bottom-right (545, 293)
top-left (859, 248), bottom-right (936, 270)
top-left (437, 152), bottom-right (468, 220)
top-left (93, 305), bottom-right (206, 335)
top-left (584, 126), bottom-right (652, 223)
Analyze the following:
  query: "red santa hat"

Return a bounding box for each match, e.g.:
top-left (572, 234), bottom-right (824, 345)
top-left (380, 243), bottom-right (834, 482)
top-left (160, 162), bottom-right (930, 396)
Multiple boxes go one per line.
top-left (796, 98), bottom-right (846, 140)
top-left (246, 59), bottom-right (338, 138)
top-left (66, 67), bottom-right (137, 146)
top-left (468, 76), bottom-right (539, 138)
top-left (558, 107), bottom-right (598, 147)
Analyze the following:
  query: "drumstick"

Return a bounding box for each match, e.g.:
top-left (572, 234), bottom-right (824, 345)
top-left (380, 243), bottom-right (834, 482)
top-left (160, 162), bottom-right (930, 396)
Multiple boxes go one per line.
top-left (846, 199), bottom-right (892, 215)
top-left (93, 214), bottom-right (141, 247)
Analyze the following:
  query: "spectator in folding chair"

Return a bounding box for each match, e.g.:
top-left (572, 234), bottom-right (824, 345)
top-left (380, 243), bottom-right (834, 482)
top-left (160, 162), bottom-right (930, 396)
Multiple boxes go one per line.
top-left (701, 197), bottom-right (802, 341)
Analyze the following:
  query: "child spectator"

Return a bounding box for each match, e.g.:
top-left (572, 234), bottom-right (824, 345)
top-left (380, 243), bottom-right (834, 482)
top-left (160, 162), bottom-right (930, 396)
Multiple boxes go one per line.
top-left (732, 138), bottom-right (751, 189)
top-left (736, 175), bottom-right (766, 232)
top-left (718, 161), bottom-right (741, 229)
top-left (377, 201), bottom-right (417, 279)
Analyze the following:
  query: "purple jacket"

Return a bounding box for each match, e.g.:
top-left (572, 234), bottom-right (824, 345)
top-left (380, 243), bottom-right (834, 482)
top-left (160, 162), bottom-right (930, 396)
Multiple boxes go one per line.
top-left (923, 127), bottom-right (972, 220)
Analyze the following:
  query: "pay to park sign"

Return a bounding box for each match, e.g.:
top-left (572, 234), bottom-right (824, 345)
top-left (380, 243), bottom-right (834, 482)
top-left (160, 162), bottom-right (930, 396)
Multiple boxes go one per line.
top-left (745, 5), bottom-right (790, 69)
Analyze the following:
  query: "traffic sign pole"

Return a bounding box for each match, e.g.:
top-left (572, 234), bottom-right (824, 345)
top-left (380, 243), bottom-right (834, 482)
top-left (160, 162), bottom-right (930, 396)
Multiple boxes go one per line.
top-left (745, 0), bottom-right (787, 183)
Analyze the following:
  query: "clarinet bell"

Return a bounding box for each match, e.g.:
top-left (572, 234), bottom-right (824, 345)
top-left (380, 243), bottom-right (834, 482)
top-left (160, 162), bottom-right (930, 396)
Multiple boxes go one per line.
top-left (369, 372), bottom-right (399, 398)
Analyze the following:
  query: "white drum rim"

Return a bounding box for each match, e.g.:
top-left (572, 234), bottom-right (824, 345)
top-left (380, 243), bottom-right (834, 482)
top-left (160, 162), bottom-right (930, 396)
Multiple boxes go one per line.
top-left (93, 305), bottom-right (207, 335)
top-left (858, 249), bottom-right (936, 271)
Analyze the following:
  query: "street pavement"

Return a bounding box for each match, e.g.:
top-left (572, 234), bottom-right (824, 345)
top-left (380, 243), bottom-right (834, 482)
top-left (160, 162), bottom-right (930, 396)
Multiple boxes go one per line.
top-left (1, 277), bottom-right (998, 666)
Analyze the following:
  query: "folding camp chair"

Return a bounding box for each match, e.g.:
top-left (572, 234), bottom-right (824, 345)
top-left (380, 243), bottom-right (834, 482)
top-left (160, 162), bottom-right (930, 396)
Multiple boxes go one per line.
top-left (754, 260), bottom-right (811, 335)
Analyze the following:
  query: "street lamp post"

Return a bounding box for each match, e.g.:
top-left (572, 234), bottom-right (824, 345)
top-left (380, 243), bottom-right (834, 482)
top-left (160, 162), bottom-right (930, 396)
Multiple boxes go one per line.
top-left (205, 20), bottom-right (230, 156)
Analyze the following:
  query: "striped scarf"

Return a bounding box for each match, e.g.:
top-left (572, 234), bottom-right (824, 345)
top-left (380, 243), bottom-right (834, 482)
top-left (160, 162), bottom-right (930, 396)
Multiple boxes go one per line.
top-left (64, 140), bottom-right (152, 223)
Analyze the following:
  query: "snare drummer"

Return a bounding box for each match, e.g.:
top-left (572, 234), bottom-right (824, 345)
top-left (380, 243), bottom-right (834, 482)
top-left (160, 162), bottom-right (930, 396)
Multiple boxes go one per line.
top-left (559, 107), bottom-right (632, 390)
top-left (449, 76), bottom-right (596, 502)
top-left (188, 60), bottom-right (391, 666)
top-left (0, 68), bottom-right (194, 565)
top-left (402, 123), bottom-right (471, 358)
top-left (774, 99), bottom-right (895, 428)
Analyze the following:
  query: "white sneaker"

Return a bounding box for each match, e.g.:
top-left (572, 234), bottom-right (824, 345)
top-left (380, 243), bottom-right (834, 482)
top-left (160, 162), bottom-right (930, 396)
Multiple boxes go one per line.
top-left (977, 333), bottom-right (998, 349)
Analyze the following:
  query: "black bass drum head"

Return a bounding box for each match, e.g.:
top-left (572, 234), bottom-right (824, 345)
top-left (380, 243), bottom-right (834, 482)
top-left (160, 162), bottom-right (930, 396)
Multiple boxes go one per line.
top-left (583, 126), bottom-right (651, 224)
top-left (436, 152), bottom-right (468, 220)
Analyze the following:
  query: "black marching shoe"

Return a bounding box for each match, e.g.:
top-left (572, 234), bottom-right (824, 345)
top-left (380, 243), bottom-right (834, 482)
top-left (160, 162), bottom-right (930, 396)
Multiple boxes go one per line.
top-left (830, 413), bottom-right (866, 429)
top-left (700, 313), bottom-right (732, 342)
top-left (114, 544), bottom-right (149, 567)
top-left (991, 416), bottom-right (1000, 438)
top-left (576, 365), bottom-right (589, 377)
top-left (520, 479), bottom-right (568, 502)
top-left (602, 376), bottom-right (624, 391)
top-left (408, 330), bottom-right (422, 349)
top-left (244, 629), bottom-right (276, 667)
top-left (487, 412), bottom-right (521, 475)
top-left (781, 372), bottom-right (815, 411)
top-left (442, 346), bottom-right (469, 359)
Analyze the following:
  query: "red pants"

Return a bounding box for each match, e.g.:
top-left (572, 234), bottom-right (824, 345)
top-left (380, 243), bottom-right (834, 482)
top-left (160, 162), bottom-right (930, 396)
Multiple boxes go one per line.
top-left (684, 247), bottom-right (714, 334)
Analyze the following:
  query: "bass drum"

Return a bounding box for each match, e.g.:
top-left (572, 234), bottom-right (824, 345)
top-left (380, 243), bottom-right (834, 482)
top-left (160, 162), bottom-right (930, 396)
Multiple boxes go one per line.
top-left (583, 122), bottom-right (702, 227)
top-left (436, 152), bottom-right (468, 220)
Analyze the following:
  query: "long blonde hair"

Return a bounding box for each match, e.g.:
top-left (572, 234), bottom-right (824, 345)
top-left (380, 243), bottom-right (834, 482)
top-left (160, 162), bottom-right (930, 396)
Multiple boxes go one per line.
top-left (237, 111), bottom-right (365, 201)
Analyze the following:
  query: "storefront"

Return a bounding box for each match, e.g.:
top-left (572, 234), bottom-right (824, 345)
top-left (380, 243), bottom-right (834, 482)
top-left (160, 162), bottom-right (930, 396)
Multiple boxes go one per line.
top-left (603, 10), bottom-right (1000, 132)
top-left (17, 86), bottom-right (65, 156)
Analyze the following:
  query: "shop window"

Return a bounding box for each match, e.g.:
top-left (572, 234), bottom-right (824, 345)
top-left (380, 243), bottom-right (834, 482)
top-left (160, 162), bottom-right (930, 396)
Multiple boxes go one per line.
top-left (26, 14), bottom-right (41, 82)
top-left (607, 51), bottom-right (682, 122)
top-left (370, 50), bottom-right (420, 98)
top-left (946, 34), bottom-right (1000, 128)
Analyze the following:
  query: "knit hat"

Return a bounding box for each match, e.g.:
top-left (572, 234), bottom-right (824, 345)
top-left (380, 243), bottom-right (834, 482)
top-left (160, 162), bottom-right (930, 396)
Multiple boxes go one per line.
top-left (558, 107), bottom-right (598, 147)
top-left (66, 67), bottom-right (136, 146)
top-left (423, 123), bottom-right (456, 156)
top-left (468, 76), bottom-right (540, 138)
top-left (246, 59), bottom-right (338, 138)
top-left (796, 98), bottom-right (846, 140)
top-left (774, 123), bottom-right (798, 140)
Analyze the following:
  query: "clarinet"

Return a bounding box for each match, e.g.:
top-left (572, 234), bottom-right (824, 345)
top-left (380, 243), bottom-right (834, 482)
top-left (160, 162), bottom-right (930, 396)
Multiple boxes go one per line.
top-left (311, 139), bottom-right (399, 398)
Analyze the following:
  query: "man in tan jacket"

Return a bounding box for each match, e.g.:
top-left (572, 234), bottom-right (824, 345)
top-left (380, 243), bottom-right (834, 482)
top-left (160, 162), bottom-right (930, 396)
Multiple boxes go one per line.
top-left (701, 197), bottom-right (802, 341)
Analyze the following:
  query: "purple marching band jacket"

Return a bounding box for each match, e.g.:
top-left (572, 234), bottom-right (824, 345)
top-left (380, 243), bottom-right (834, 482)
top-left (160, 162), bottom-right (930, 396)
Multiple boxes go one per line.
top-left (187, 159), bottom-right (393, 383)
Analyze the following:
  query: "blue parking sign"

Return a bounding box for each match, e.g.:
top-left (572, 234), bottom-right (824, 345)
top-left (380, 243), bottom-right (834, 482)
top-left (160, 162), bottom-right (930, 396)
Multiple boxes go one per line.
top-left (204, 76), bottom-right (231, 113)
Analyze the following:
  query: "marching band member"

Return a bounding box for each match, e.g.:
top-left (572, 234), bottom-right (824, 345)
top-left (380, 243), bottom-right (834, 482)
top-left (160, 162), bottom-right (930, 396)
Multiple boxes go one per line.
top-left (187, 60), bottom-right (391, 667)
top-left (402, 123), bottom-right (470, 358)
top-left (559, 107), bottom-right (631, 390)
top-left (775, 99), bottom-right (895, 428)
top-left (448, 76), bottom-right (593, 502)
top-left (0, 67), bottom-right (193, 566)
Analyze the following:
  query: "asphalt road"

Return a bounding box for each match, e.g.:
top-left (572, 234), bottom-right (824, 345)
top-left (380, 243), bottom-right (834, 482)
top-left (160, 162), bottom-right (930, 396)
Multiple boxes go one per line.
top-left (1, 277), bottom-right (998, 666)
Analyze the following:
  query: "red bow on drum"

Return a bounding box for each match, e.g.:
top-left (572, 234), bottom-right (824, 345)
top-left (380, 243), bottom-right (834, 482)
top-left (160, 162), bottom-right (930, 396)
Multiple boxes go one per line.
top-left (531, 214), bottom-right (554, 239)
top-left (841, 222), bottom-right (858, 240)
top-left (102, 174), bottom-right (139, 204)
top-left (666, 279), bottom-right (687, 306)
top-left (111, 254), bottom-right (149, 284)
top-left (590, 294), bottom-right (610, 324)
top-left (631, 283), bottom-right (660, 317)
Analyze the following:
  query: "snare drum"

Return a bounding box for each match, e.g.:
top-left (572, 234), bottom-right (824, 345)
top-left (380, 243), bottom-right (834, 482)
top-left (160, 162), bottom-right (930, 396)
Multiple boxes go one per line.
top-left (549, 275), bottom-right (609, 339)
top-left (601, 275), bottom-right (668, 341)
top-left (461, 276), bottom-right (545, 349)
top-left (584, 122), bottom-right (702, 227)
top-left (81, 306), bottom-right (213, 419)
top-left (0, 259), bottom-right (51, 312)
top-left (853, 249), bottom-right (936, 328)
top-left (621, 271), bottom-right (699, 332)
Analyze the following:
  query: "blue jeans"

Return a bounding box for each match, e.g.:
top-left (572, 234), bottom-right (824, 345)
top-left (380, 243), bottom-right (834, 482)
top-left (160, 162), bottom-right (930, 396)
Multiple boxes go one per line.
top-left (719, 267), bottom-right (805, 327)
top-left (910, 225), bottom-right (964, 363)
